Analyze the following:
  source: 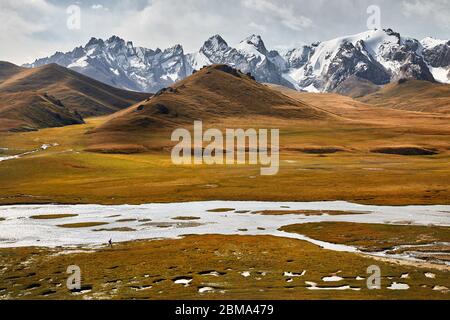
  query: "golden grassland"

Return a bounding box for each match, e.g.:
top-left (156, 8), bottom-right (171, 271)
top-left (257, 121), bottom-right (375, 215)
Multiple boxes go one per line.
top-left (0, 113), bottom-right (449, 205)
top-left (0, 234), bottom-right (449, 300)
top-left (0, 68), bottom-right (448, 206)
top-left (1, 67), bottom-right (449, 300)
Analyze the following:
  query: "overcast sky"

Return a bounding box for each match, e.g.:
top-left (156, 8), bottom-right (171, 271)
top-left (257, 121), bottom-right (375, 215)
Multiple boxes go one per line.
top-left (1, 0), bottom-right (449, 65)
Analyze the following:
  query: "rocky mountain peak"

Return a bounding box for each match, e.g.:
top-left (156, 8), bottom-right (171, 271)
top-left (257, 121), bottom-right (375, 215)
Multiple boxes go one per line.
top-left (106, 35), bottom-right (125, 44)
top-left (86, 37), bottom-right (104, 47)
top-left (242, 34), bottom-right (268, 54)
top-left (201, 35), bottom-right (229, 53)
top-left (383, 28), bottom-right (401, 44)
top-left (162, 44), bottom-right (184, 58)
top-left (23, 31), bottom-right (450, 93)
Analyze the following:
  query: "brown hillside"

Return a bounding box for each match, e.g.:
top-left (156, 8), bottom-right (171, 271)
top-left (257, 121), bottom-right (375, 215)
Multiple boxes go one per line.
top-left (0, 61), bottom-right (26, 82)
top-left (0, 62), bottom-right (150, 131)
top-left (88, 65), bottom-right (333, 152)
top-left (95, 65), bottom-right (331, 131)
top-left (332, 75), bottom-right (380, 98)
top-left (0, 92), bottom-right (85, 132)
top-left (268, 83), bottom-right (450, 132)
top-left (359, 79), bottom-right (450, 114)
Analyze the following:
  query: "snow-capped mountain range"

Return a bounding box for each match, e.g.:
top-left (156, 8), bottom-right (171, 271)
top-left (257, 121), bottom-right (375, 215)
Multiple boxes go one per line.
top-left (24, 29), bottom-right (450, 93)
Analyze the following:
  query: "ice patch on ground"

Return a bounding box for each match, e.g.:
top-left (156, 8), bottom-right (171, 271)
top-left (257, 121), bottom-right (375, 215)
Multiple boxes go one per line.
top-left (0, 199), bottom-right (449, 267)
top-left (0, 143), bottom-right (57, 163)
top-left (322, 276), bottom-right (343, 282)
top-left (388, 282), bottom-right (410, 290)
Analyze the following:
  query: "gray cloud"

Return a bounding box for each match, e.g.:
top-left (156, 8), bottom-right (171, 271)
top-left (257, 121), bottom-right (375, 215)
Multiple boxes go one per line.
top-left (402, 0), bottom-right (450, 28)
top-left (242, 0), bottom-right (313, 31)
top-left (1, 0), bottom-right (449, 65)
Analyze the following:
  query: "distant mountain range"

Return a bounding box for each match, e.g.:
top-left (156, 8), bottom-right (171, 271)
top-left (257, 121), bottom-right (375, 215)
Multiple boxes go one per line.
top-left (24, 29), bottom-right (450, 93)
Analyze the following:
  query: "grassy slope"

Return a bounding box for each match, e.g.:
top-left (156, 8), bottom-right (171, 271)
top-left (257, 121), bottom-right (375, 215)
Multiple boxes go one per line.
top-left (0, 63), bottom-right (149, 131)
top-left (332, 75), bottom-right (381, 98)
top-left (87, 65), bottom-right (330, 152)
top-left (358, 79), bottom-right (450, 114)
top-left (0, 70), bottom-right (449, 205)
top-left (0, 61), bottom-right (26, 82)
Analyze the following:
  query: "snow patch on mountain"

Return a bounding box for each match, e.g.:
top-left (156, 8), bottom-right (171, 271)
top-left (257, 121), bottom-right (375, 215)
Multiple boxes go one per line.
top-left (24, 30), bottom-right (450, 93)
top-left (420, 37), bottom-right (450, 84)
top-left (284, 29), bottom-right (438, 92)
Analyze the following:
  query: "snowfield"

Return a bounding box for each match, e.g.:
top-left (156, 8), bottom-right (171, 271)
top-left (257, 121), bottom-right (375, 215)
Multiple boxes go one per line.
top-left (0, 201), bottom-right (449, 252)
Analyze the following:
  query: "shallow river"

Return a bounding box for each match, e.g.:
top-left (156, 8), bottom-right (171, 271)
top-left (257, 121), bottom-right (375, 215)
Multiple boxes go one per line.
top-left (0, 201), bottom-right (449, 255)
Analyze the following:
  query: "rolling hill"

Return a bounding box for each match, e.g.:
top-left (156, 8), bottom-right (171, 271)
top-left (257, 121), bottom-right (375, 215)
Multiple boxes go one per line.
top-left (358, 79), bottom-right (450, 114)
top-left (0, 62), bottom-right (150, 131)
top-left (267, 82), bottom-right (450, 133)
top-left (1, 67), bottom-right (449, 206)
top-left (332, 75), bottom-right (380, 98)
top-left (87, 64), bottom-right (333, 153)
top-left (0, 61), bottom-right (26, 82)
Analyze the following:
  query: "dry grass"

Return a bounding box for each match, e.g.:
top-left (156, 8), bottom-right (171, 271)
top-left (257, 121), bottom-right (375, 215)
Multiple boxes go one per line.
top-left (57, 222), bottom-right (109, 228)
top-left (93, 227), bottom-right (136, 232)
top-left (359, 79), bottom-right (450, 114)
top-left (87, 65), bottom-right (331, 152)
top-left (0, 235), bottom-right (449, 300)
top-left (0, 72), bottom-right (449, 206)
top-left (0, 115), bottom-right (449, 206)
top-left (207, 208), bottom-right (236, 213)
top-left (0, 63), bottom-right (149, 131)
top-left (30, 214), bottom-right (78, 220)
top-left (280, 222), bottom-right (450, 252)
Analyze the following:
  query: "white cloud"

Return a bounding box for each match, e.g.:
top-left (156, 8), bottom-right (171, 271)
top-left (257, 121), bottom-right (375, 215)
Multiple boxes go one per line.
top-left (0, 0), bottom-right (63, 63)
top-left (0, 0), bottom-right (57, 34)
top-left (110, 0), bottom-right (230, 51)
top-left (0, 0), bottom-right (448, 65)
top-left (402, 0), bottom-right (450, 28)
top-left (248, 22), bottom-right (267, 32)
top-left (91, 4), bottom-right (108, 11)
top-left (243, 0), bottom-right (313, 31)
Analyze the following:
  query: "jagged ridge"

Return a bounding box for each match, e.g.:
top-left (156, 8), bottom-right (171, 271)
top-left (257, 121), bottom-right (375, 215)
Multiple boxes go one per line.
top-left (25, 29), bottom-right (450, 93)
